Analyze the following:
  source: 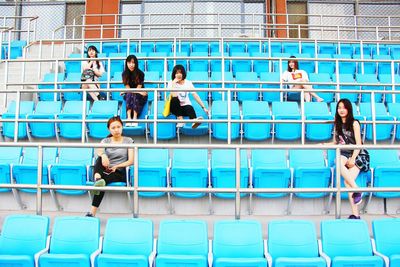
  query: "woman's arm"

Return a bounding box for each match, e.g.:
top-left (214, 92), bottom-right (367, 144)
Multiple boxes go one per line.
top-left (191, 92), bottom-right (209, 113)
top-left (135, 84), bottom-right (148, 96)
top-left (96, 147), bottom-right (110, 168)
top-left (92, 61), bottom-right (104, 77)
top-left (110, 148), bottom-right (134, 171)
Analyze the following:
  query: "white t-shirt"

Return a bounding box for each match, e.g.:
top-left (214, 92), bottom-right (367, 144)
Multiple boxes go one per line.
top-left (281, 70), bottom-right (308, 88)
top-left (167, 79), bottom-right (194, 106)
top-left (81, 60), bottom-right (105, 81)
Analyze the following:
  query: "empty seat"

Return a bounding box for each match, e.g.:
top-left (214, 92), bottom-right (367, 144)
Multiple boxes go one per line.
top-left (120, 42), bottom-right (138, 54)
top-left (50, 147), bottom-right (93, 195)
top-left (372, 218), bottom-right (400, 267)
top-left (359, 102), bottom-right (394, 141)
top-left (334, 54), bottom-right (357, 75)
top-left (211, 100), bottom-right (240, 140)
top-left (1, 101), bottom-right (34, 139)
top-left (140, 42), bottom-right (155, 54)
top-left (228, 42), bottom-right (246, 55)
top-left (317, 54), bottom-right (335, 75)
top-left (242, 101), bottom-right (272, 141)
top-left (210, 52), bottom-right (230, 72)
top-left (301, 42), bottom-right (316, 57)
top-left (39, 216), bottom-right (101, 267)
top-left (321, 219), bottom-right (384, 267)
top-left (251, 149), bottom-right (290, 198)
top-left (369, 149), bottom-right (400, 198)
top-left (210, 71), bottom-right (235, 101)
top-left (283, 42), bottom-right (300, 55)
top-left (38, 73), bottom-right (64, 101)
top-left (64, 53), bottom-right (82, 74)
top-left (272, 102), bottom-right (301, 140)
top-left (231, 52), bottom-right (251, 76)
top-left (0, 147), bottom-right (22, 192)
top-left (102, 42), bottom-right (119, 56)
top-left (147, 52), bottom-right (168, 75)
top-left (61, 72), bottom-right (83, 101)
top-left (58, 101), bottom-right (90, 139)
top-left (318, 43), bottom-right (337, 55)
top-left (0, 215), bottom-right (49, 267)
top-left (373, 54), bottom-right (392, 76)
top-left (167, 51), bottom-right (188, 71)
top-left (211, 149), bottom-right (248, 198)
top-left (289, 149), bottom-right (331, 199)
top-left (378, 74), bottom-right (400, 103)
top-left (156, 220), bottom-right (208, 267)
top-left (186, 71), bottom-right (209, 101)
top-left (192, 42), bottom-right (209, 53)
top-left (252, 52), bottom-right (270, 77)
top-left (339, 43), bottom-right (354, 57)
top-left (97, 218), bottom-right (154, 267)
top-left (309, 73), bottom-right (335, 103)
top-left (354, 54), bottom-right (376, 75)
top-left (387, 102), bottom-right (400, 140)
top-left (213, 220), bottom-right (267, 267)
top-left (179, 101), bottom-right (209, 137)
top-left (110, 71), bottom-right (125, 102)
top-left (13, 147), bottom-right (57, 193)
top-left (356, 74), bottom-right (384, 103)
top-left (332, 74), bottom-right (359, 103)
top-left (27, 101), bottom-right (62, 140)
top-left (189, 52), bottom-right (209, 72)
top-left (171, 149), bottom-right (208, 198)
top-left (260, 72), bottom-right (281, 102)
top-left (109, 53), bottom-right (125, 77)
top-left (247, 42), bottom-right (262, 55)
top-left (155, 41), bottom-right (173, 53)
top-left (236, 71), bottom-right (259, 102)
top-left (148, 100), bottom-right (177, 140)
top-left (87, 100), bottom-right (119, 139)
top-left (305, 102), bottom-right (334, 141)
top-left (267, 220), bottom-right (326, 267)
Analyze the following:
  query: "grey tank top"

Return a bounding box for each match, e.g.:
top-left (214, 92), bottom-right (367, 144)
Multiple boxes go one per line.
top-left (101, 136), bottom-right (134, 167)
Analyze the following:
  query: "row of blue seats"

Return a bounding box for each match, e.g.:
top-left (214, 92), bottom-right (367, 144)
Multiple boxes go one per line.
top-left (1, 147), bottom-right (399, 202)
top-left (83, 40), bottom-right (400, 58)
top-left (2, 100), bottom-right (400, 142)
top-left (1, 40), bottom-right (27, 59)
top-left (1, 214), bottom-right (399, 267)
top-left (64, 52), bottom-right (399, 77)
top-left (39, 71), bottom-right (400, 104)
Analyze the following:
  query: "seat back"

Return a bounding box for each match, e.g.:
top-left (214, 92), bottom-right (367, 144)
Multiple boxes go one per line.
top-left (372, 218), bottom-right (400, 257)
top-left (0, 215), bottom-right (49, 256)
top-left (102, 218), bottom-right (153, 255)
top-left (50, 216), bottom-right (100, 255)
top-left (211, 100), bottom-right (240, 140)
top-left (268, 220), bottom-right (319, 258)
top-left (213, 220), bottom-right (264, 258)
top-left (58, 147), bottom-right (93, 165)
top-left (158, 220), bottom-right (208, 255)
top-left (321, 219), bottom-right (373, 257)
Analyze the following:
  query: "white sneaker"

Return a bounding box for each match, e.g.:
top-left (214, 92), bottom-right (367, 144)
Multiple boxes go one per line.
top-left (176, 122), bottom-right (185, 128)
top-left (125, 122), bottom-right (132, 127)
top-left (131, 123), bottom-right (138, 127)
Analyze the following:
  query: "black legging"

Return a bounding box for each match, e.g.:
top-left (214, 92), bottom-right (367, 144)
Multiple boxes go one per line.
top-left (170, 96), bottom-right (197, 119)
top-left (92, 157), bottom-right (126, 208)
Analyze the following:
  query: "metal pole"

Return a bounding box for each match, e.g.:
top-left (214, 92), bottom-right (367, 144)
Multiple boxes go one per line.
top-left (133, 146), bottom-right (139, 217)
top-left (235, 147), bottom-right (241, 219)
top-left (335, 147), bottom-right (341, 219)
top-left (36, 145), bottom-right (43, 215)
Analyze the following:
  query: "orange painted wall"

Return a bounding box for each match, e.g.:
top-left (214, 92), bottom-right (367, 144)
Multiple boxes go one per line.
top-left (85, 0), bottom-right (120, 39)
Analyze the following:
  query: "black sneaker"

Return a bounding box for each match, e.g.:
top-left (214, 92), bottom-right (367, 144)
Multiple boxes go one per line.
top-left (348, 214), bottom-right (361, 219)
top-left (99, 95), bottom-right (106, 100)
top-left (85, 212), bottom-right (94, 217)
top-left (352, 192), bottom-right (363, 206)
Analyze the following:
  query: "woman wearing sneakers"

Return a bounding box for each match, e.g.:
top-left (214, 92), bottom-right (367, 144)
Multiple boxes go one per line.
top-left (326, 98), bottom-right (363, 219)
top-left (86, 116), bottom-right (133, 217)
top-left (281, 56), bottom-right (323, 102)
top-left (167, 64), bottom-right (208, 128)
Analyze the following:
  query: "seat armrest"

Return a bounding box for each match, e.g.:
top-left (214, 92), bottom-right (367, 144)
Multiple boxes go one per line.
top-left (264, 239), bottom-right (273, 267)
top-left (149, 238), bottom-right (157, 267)
top-left (318, 239), bottom-right (331, 267)
top-left (371, 238), bottom-right (389, 267)
top-left (208, 239), bottom-right (213, 267)
top-left (35, 235), bottom-right (50, 266)
top-left (90, 236), bottom-right (103, 267)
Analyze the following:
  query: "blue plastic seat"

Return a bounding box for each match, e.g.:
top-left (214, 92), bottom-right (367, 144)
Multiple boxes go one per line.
top-left (332, 74), bottom-right (359, 103)
top-left (318, 43), bottom-right (337, 56)
top-left (339, 43), bottom-right (354, 57)
top-left (231, 52), bottom-right (251, 76)
top-left (58, 101), bottom-right (90, 139)
top-left (251, 149), bottom-right (290, 198)
top-left (354, 54), bottom-right (376, 75)
top-left (252, 52), bottom-right (270, 77)
top-left (87, 100), bottom-right (119, 139)
top-left (64, 53), bottom-right (82, 74)
top-left (155, 42), bottom-right (173, 53)
top-left (369, 149), bottom-right (400, 198)
top-left (309, 73), bottom-right (335, 103)
top-left (283, 42), bottom-right (300, 55)
top-left (102, 42), bottom-right (119, 56)
top-left (148, 100), bottom-right (177, 140)
top-left (109, 53), bottom-right (125, 78)
top-left (0, 147), bottom-right (22, 192)
top-left (50, 147), bottom-right (93, 195)
top-left (134, 148), bottom-right (169, 197)
top-left (379, 74), bottom-right (400, 103)
top-left (186, 71), bottom-right (209, 101)
top-left (121, 101), bottom-right (148, 138)
top-left (1, 101), bottom-right (34, 139)
top-left (265, 41), bottom-right (282, 54)
top-left (242, 101), bottom-right (271, 141)
top-left (333, 54), bottom-right (357, 75)
top-left (61, 72), bottom-right (83, 101)
top-left (211, 100), bottom-right (240, 140)
top-left (271, 53), bottom-right (290, 73)
top-left (167, 51), bottom-right (188, 71)
top-left (373, 54), bottom-right (392, 76)
top-left (372, 218), bottom-right (400, 267)
top-left (272, 102), bottom-right (301, 140)
top-left (213, 220), bottom-right (267, 267)
top-left (177, 42), bottom-right (190, 54)
top-left (109, 71), bottom-right (124, 102)
top-left (13, 147), bottom-right (57, 193)
top-left (321, 219), bottom-right (384, 267)
top-left (301, 43), bottom-right (316, 57)
top-left (192, 42), bottom-right (209, 53)
top-left (210, 71), bottom-right (234, 100)
top-left (97, 218), bottom-right (154, 267)
top-left (9, 40), bottom-right (27, 59)
top-left (305, 102), bottom-right (334, 141)
top-left (354, 44), bottom-right (372, 57)
top-left (156, 220), bottom-right (208, 267)
top-left (228, 42), bottom-right (246, 55)
top-left (317, 54), bottom-right (335, 75)
top-left (119, 42), bottom-right (138, 54)
top-left (179, 101), bottom-right (209, 137)
top-left (147, 52), bottom-right (168, 75)
top-left (236, 71), bottom-right (260, 102)
top-left (38, 73), bottom-right (64, 101)
top-left (359, 102), bottom-right (394, 141)
top-left (247, 42), bottom-right (262, 55)
top-left (356, 74), bottom-right (384, 103)
top-left (289, 149), bottom-right (331, 198)
top-left (142, 71), bottom-right (158, 102)
top-left (39, 216), bottom-right (100, 267)
top-left (210, 52), bottom-right (230, 72)
top-left (189, 52), bottom-right (209, 72)
top-left (259, 72), bottom-right (281, 102)
top-left (27, 101), bottom-right (62, 139)
top-left (171, 149), bottom-right (208, 198)
top-left (140, 42), bottom-right (155, 54)
top-left (267, 220), bottom-right (326, 267)
top-left (372, 45), bottom-right (389, 56)
top-left (0, 214), bottom-right (49, 267)
top-left (388, 103), bottom-right (400, 139)
top-left (211, 149), bottom-right (248, 198)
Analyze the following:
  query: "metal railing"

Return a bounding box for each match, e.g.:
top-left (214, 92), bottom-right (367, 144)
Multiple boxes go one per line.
top-left (0, 15), bottom-right (38, 44)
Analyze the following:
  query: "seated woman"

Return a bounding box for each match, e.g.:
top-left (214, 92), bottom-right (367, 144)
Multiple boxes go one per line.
top-left (281, 56), bottom-right (323, 102)
top-left (81, 45), bottom-right (106, 101)
top-left (121, 55), bottom-right (147, 127)
top-left (167, 64), bottom-right (208, 128)
top-left (85, 116), bottom-right (133, 217)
